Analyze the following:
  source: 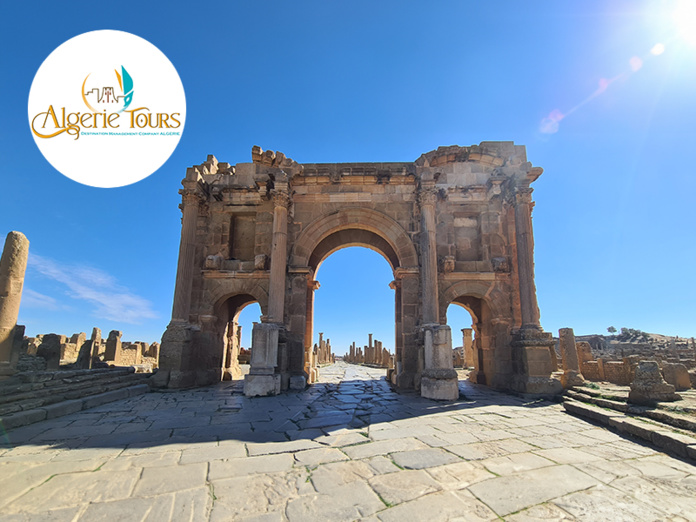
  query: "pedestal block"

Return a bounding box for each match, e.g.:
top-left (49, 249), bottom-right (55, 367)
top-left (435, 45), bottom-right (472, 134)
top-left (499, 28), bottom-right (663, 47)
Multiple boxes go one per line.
top-left (244, 323), bottom-right (282, 397)
top-left (245, 374), bottom-right (281, 397)
top-left (511, 328), bottom-right (562, 396)
top-left (420, 324), bottom-right (459, 400)
top-left (289, 375), bottom-right (307, 390)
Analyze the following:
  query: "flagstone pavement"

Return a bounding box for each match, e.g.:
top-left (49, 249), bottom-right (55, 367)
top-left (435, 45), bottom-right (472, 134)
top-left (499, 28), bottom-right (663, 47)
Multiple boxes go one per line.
top-left (1, 361), bottom-right (695, 521)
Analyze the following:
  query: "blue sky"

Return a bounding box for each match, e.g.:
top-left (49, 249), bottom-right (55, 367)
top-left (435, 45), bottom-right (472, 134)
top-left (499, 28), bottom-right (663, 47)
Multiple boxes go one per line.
top-left (2, 1), bottom-right (695, 352)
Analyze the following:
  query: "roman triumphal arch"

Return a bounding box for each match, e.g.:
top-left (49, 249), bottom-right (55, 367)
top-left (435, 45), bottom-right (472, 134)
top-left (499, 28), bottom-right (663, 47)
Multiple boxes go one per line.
top-left (155, 143), bottom-right (562, 399)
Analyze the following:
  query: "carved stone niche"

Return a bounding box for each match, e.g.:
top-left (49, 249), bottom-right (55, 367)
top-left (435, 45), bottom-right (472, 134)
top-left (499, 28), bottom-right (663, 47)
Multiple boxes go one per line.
top-left (205, 254), bottom-right (223, 270)
top-left (492, 257), bottom-right (510, 273)
top-left (441, 255), bottom-right (455, 274)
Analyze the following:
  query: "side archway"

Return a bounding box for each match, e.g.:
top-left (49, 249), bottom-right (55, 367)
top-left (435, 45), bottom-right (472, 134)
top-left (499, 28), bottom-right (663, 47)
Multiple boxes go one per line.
top-left (440, 280), bottom-right (513, 388)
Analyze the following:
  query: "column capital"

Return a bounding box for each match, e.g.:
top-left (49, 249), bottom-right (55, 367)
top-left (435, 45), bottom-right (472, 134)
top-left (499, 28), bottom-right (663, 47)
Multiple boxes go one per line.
top-left (271, 189), bottom-right (291, 209)
top-left (514, 187), bottom-right (533, 206)
top-left (417, 186), bottom-right (438, 208)
top-left (181, 191), bottom-right (204, 206)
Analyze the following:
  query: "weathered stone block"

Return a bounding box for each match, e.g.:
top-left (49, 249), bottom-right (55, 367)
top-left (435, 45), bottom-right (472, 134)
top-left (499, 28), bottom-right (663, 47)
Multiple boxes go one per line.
top-left (289, 375), bottom-right (306, 390)
top-left (244, 373), bottom-right (281, 397)
top-left (36, 334), bottom-right (62, 370)
top-left (628, 361), bottom-right (681, 405)
top-left (662, 363), bottom-right (691, 391)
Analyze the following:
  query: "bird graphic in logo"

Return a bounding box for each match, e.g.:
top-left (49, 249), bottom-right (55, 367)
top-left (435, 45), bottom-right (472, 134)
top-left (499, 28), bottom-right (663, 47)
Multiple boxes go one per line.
top-left (81, 66), bottom-right (134, 113)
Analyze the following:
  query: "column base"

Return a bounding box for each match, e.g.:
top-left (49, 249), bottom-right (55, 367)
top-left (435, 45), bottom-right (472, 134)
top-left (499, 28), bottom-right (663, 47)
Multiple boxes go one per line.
top-left (395, 371), bottom-right (414, 389)
top-left (289, 375), bottom-right (306, 390)
top-left (420, 369), bottom-right (459, 400)
top-left (561, 370), bottom-right (585, 388)
top-left (470, 370), bottom-right (487, 385)
top-left (244, 373), bottom-right (281, 397)
top-left (511, 327), bottom-right (563, 396)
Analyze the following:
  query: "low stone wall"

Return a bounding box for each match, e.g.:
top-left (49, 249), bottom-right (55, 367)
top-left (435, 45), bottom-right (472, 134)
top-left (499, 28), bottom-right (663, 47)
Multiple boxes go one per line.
top-left (603, 361), bottom-right (632, 386)
top-left (16, 327), bottom-right (159, 372)
top-left (578, 342), bottom-right (692, 390)
top-left (581, 360), bottom-right (601, 381)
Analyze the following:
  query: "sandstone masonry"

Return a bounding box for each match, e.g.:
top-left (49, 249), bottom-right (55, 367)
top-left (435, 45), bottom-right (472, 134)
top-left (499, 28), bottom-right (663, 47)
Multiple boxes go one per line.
top-left (157, 143), bottom-right (561, 398)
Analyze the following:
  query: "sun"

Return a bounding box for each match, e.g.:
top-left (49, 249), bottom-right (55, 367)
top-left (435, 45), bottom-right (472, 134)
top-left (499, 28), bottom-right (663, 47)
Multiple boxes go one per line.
top-left (673, 0), bottom-right (696, 46)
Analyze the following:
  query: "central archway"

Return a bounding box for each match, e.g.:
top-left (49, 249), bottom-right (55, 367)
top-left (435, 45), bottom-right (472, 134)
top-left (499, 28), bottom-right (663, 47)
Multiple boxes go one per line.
top-left (287, 208), bottom-right (420, 388)
top-left (312, 246), bottom-right (394, 375)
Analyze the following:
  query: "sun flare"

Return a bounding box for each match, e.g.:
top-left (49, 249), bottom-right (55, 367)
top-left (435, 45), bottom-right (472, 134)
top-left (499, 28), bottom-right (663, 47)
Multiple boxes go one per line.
top-left (673, 0), bottom-right (696, 46)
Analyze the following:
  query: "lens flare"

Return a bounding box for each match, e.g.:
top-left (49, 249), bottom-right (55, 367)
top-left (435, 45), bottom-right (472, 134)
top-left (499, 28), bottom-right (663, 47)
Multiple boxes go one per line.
top-left (651, 43), bottom-right (665, 55)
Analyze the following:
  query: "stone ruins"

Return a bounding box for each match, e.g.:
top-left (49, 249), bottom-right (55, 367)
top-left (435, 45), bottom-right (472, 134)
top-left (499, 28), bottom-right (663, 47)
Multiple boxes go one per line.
top-left (302, 332), bottom-right (335, 385)
top-left (13, 328), bottom-right (159, 373)
top-left (157, 143), bottom-right (563, 399)
top-left (572, 336), bottom-right (696, 391)
top-left (343, 334), bottom-right (394, 369)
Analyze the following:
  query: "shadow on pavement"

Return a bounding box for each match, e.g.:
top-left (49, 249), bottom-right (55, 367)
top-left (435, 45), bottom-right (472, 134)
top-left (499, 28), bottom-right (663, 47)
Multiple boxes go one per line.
top-left (0, 364), bottom-right (556, 451)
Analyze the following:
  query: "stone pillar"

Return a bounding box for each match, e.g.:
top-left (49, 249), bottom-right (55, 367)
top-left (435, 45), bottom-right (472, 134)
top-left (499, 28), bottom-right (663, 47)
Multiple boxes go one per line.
top-left (89, 327), bottom-right (102, 367)
top-left (171, 193), bottom-right (200, 322)
top-left (157, 183), bottom-right (204, 389)
top-left (396, 269), bottom-right (419, 389)
top-left (0, 231), bottom-right (29, 369)
top-left (417, 185), bottom-right (456, 399)
top-left (558, 328), bottom-right (585, 388)
top-left (304, 280), bottom-right (320, 360)
top-left (104, 330), bottom-right (123, 363)
top-left (244, 322), bottom-right (281, 396)
top-left (513, 189), bottom-right (540, 329)
top-left (245, 189), bottom-right (289, 397)
top-left (462, 328), bottom-right (474, 368)
top-left (267, 189), bottom-right (290, 323)
top-left (418, 185), bottom-right (439, 324)
top-left (390, 279), bottom-right (402, 383)
top-left (420, 324), bottom-right (459, 400)
top-left (509, 186), bottom-right (561, 396)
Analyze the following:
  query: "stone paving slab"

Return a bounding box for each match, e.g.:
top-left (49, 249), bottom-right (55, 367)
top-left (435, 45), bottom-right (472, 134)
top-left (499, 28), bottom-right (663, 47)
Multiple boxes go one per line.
top-left (1, 361), bottom-right (695, 520)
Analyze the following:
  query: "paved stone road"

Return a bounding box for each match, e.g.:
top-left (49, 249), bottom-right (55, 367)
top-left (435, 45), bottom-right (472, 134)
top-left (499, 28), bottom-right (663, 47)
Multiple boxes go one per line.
top-left (1, 362), bottom-right (695, 521)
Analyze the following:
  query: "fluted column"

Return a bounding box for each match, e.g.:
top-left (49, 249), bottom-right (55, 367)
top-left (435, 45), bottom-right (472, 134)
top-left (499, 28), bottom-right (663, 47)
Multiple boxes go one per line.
top-left (513, 188), bottom-right (541, 329)
top-left (418, 186), bottom-right (439, 324)
top-left (268, 190), bottom-right (290, 323)
top-left (171, 192), bottom-right (201, 322)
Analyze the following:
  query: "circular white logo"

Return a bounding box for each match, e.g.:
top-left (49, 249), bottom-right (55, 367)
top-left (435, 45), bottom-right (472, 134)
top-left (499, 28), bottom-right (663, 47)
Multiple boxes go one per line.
top-left (28, 30), bottom-right (186, 188)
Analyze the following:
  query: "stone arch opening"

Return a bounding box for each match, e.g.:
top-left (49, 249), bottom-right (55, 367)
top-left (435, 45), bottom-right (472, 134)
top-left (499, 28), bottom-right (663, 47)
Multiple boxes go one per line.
top-left (291, 208), bottom-right (419, 386)
top-left (446, 302), bottom-right (475, 370)
top-left (444, 296), bottom-right (493, 385)
top-left (291, 207), bottom-right (419, 270)
top-left (310, 245), bottom-right (395, 380)
top-left (213, 293), bottom-right (261, 381)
